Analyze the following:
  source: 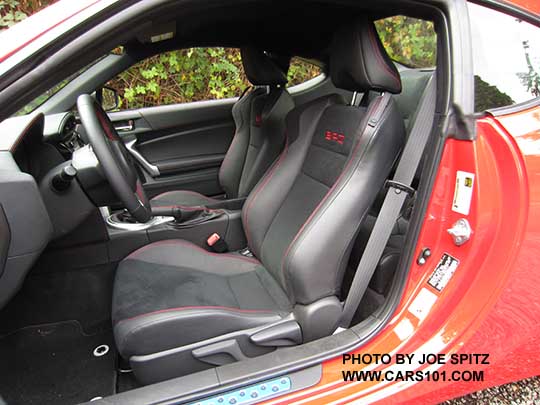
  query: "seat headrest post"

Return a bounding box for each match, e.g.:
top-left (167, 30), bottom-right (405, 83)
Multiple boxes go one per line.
top-left (330, 18), bottom-right (402, 94)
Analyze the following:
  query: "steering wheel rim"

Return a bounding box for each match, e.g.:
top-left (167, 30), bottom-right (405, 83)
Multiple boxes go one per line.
top-left (77, 94), bottom-right (152, 223)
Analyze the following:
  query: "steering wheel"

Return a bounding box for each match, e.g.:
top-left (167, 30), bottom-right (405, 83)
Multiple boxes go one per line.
top-left (77, 94), bottom-right (152, 223)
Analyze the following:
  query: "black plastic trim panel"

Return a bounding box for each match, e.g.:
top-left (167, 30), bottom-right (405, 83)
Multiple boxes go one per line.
top-left (0, 205), bottom-right (11, 277)
top-left (87, 365), bottom-right (322, 405)
top-left (155, 154), bottom-right (225, 175)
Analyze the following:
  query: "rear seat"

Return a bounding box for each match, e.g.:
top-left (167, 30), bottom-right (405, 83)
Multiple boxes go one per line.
top-left (343, 67), bottom-right (434, 324)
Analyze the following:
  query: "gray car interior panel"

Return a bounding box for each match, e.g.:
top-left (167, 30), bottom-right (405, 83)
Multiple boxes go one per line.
top-left (146, 210), bottom-right (247, 251)
top-left (0, 206), bottom-right (11, 279)
top-left (137, 123), bottom-right (233, 166)
top-left (108, 100), bottom-right (237, 197)
top-left (142, 168), bottom-right (225, 200)
top-left (0, 114), bottom-right (43, 151)
top-left (42, 112), bottom-right (75, 139)
top-left (0, 151), bottom-right (53, 308)
top-left (87, 364), bottom-right (321, 405)
top-left (39, 161), bottom-right (97, 239)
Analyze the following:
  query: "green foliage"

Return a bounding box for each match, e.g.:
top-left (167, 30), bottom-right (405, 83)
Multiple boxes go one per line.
top-left (0, 0), bottom-right (27, 28)
top-left (288, 58), bottom-right (321, 87)
top-left (0, 0), bottom-right (57, 29)
top-left (375, 16), bottom-right (437, 68)
top-left (517, 40), bottom-right (540, 98)
top-left (107, 48), bottom-right (245, 110)
top-left (474, 75), bottom-right (514, 112)
top-left (107, 49), bottom-right (321, 110)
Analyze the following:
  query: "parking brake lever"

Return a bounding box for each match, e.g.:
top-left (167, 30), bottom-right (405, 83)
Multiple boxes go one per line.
top-left (151, 205), bottom-right (209, 223)
top-left (151, 206), bottom-right (184, 221)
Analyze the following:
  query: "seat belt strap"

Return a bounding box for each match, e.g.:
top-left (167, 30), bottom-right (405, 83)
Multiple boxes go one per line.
top-left (340, 76), bottom-right (437, 327)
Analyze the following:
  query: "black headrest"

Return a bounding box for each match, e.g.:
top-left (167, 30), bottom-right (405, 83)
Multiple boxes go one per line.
top-left (241, 48), bottom-right (289, 86)
top-left (330, 19), bottom-right (402, 94)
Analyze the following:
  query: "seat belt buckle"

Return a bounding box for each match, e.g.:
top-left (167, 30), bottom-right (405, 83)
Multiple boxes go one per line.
top-left (207, 233), bottom-right (228, 253)
top-left (385, 180), bottom-right (415, 197)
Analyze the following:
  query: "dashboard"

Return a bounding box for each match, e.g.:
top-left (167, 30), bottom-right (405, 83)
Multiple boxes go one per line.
top-left (43, 112), bottom-right (86, 155)
top-left (0, 113), bottom-right (54, 308)
top-left (0, 111), bottom-right (96, 309)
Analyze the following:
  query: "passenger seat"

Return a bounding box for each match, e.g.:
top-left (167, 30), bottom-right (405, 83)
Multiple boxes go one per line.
top-left (343, 68), bottom-right (435, 324)
top-left (151, 48), bottom-right (295, 207)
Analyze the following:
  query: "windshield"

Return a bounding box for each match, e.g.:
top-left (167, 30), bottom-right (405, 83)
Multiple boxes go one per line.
top-left (15, 55), bottom-right (106, 116)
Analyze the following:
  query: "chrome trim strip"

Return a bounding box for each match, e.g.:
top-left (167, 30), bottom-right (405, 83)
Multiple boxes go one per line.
top-left (125, 139), bottom-right (160, 177)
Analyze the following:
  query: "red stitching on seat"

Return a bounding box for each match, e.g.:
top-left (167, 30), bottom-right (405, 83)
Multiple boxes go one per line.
top-left (280, 97), bottom-right (384, 286)
top-left (367, 25), bottom-right (401, 89)
top-left (218, 90), bottom-right (253, 182)
top-left (117, 306), bottom-right (277, 324)
top-left (126, 239), bottom-right (261, 265)
top-left (242, 132), bottom-right (289, 248)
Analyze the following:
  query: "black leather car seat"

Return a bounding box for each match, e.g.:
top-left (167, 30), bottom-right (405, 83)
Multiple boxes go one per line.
top-left (343, 68), bottom-right (436, 323)
top-left (112, 18), bottom-right (406, 384)
top-left (151, 48), bottom-right (294, 208)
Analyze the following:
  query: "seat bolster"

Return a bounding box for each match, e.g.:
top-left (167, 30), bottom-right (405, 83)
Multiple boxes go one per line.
top-left (151, 190), bottom-right (218, 208)
top-left (237, 88), bottom-right (294, 198)
top-left (219, 89), bottom-right (262, 198)
top-left (283, 98), bottom-right (406, 304)
top-left (115, 308), bottom-right (284, 357)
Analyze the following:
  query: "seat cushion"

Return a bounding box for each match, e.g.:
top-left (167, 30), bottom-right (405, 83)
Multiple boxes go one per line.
top-left (113, 240), bottom-right (291, 357)
top-left (150, 190), bottom-right (218, 208)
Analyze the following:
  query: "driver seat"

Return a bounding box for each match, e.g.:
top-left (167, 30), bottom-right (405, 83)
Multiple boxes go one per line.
top-left (112, 18), bottom-right (406, 384)
top-left (150, 47), bottom-right (294, 208)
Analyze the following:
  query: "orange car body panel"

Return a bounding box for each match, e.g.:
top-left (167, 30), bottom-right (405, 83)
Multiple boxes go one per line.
top-left (262, 107), bottom-right (540, 403)
top-left (1, 0), bottom-right (540, 404)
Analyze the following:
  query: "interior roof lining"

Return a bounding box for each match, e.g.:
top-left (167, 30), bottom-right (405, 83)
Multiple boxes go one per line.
top-left (123, 0), bottom-right (436, 65)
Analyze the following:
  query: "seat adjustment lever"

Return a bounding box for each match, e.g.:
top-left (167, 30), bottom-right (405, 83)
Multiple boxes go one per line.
top-left (250, 320), bottom-right (302, 347)
top-left (192, 339), bottom-right (248, 366)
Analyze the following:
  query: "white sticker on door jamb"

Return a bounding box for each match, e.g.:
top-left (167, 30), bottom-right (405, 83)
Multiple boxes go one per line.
top-left (452, 171), bottom-right (475, 215)
top-left (408, 287), bottom-right (438, 322)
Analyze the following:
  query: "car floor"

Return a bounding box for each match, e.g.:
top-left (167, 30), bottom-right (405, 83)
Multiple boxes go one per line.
top-left (0, 259), bottom-right (127, 405)
top-left (0, 216), bottom-right (397, 404)
top-left (0, 321), bottom-right (116, 405)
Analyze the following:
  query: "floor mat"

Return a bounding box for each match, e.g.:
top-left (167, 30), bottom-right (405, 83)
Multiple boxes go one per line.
top-left (0, 321), bottom-right (116, 405)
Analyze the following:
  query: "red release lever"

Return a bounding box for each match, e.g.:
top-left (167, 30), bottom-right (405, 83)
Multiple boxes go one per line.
top-left (207, 233), bottom-right (221, 247)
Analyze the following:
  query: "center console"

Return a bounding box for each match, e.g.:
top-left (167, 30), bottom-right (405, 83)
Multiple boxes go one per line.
top-left (103, 198), bottom-right (248, 262)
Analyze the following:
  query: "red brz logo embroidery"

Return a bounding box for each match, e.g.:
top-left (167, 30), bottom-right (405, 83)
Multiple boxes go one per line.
top-left (325, 131), bottom-right (345, 145)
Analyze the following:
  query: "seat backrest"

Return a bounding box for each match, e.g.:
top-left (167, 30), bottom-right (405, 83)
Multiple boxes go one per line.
top-left (219, 48), bottom-right (294, 199)
top-left (242, 18), bottom-right (406, 308)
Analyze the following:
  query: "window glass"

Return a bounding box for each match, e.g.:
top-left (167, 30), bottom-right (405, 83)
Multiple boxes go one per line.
top-left (468, 2), bottom-right (540, 111)
top-left (287, 58), bottom-right (323, 87)
top-left (15, 55), bottom-right (108, 116)
top-left (375, 16), bottom-right (437, 68)
top-left (106, 48), bottom-right (247, 110)
top-left (106, 49), bottom-right (324, 111)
